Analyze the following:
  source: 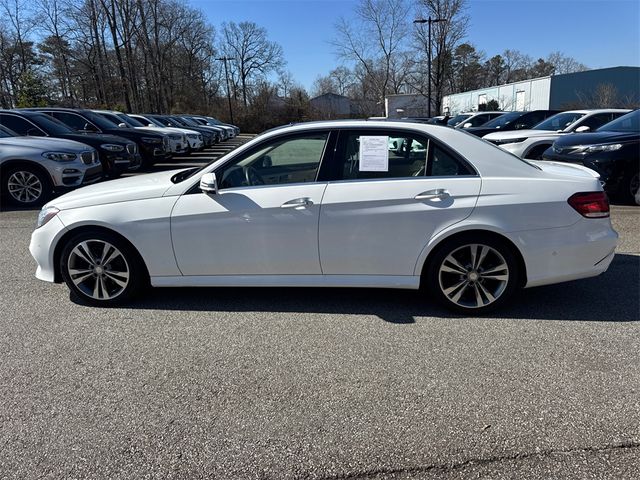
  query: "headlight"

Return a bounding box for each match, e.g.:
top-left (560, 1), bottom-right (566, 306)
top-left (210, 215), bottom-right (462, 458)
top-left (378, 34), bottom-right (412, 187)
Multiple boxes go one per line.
top-left (100, 143), bottom-right (124, 152)
top-left (490, 138), bottom-right (527, 145)
top-left (42, 152), bottom-right (77, 162)
top-left (141, 137), bottom-right (162, 144)
top-left (576, 143), bottom-right (623, 153)
top-left (36, 206), bottom-right (60, 228)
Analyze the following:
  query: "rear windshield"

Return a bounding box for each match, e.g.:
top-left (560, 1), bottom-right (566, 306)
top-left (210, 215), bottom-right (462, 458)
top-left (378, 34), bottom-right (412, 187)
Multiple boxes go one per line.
top-left (534, 112), bottom-right (585, 131)
top-left (482, 111), bottom-right (523, 128)
top-left (597, 110), bottom-right (639, 132)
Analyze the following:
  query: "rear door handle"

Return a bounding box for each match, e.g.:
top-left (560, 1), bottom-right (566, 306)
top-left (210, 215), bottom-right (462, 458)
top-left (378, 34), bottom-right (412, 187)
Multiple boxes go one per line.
top-left (415, 189), bottom-right (450, 200)
top-left (281, 197), bottom-right (313, 209)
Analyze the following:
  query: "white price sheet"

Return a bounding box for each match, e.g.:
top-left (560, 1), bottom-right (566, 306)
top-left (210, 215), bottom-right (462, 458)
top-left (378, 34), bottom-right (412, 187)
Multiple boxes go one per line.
top-left (359, 135), bottom-right (389, 172)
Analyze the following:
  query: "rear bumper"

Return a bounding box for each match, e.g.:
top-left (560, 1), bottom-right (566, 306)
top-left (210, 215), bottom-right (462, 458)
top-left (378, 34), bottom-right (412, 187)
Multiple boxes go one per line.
top-left (506, 218), bottom-right (618, 288)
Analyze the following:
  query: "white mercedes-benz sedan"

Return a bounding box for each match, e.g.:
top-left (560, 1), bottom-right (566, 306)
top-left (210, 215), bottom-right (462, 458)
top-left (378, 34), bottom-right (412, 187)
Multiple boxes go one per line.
top-left (29, 120), bottom-right (618, 313)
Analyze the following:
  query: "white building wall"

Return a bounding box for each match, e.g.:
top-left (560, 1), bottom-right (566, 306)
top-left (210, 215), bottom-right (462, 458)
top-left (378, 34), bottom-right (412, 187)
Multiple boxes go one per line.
top-left (443, 77), bottom-right (551, 114)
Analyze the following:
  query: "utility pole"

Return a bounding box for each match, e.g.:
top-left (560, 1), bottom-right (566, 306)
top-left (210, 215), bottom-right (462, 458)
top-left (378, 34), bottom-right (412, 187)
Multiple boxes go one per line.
top-left (216, 57), bottom-right (235, 124)
top-left (413, 17), bottom-right (447, 118)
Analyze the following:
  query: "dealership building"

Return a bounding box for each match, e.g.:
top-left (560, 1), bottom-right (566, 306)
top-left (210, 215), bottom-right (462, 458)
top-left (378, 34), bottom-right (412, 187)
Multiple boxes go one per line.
top-left (441, 66), bottom-right (640, 115)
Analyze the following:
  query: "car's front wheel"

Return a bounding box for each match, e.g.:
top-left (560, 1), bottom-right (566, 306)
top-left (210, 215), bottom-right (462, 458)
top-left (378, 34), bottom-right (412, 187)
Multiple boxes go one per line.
top-left (60, 231), bottom-right (147, 306)
top-left (3, 165), bottom-right (51, 207)
top-left (426, 234), bottom-right (520, 314)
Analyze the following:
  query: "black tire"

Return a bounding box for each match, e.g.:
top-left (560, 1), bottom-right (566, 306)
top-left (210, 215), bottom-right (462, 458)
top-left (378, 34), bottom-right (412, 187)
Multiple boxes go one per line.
top-left (60, 230), bottom-right (148, 306)
top-left (2, 164), bottom-right (52, 207)
top-left (425, 233), bottom-right (520, 314)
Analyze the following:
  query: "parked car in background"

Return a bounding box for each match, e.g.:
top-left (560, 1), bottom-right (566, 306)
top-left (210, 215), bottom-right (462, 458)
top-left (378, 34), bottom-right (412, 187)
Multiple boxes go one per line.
top-left (128, 114), bottom-right (204, 152)
top-left (172, 115), bottom-right (229, 141)
top-left (189, 115), bottom-right (239, 137)
top-left (0, 125), bottom-right (101, 206)
top-left (92, 110), bottom-right (188, 156)
top-left (484, 109), bottom-right (630, 159)
top-left (0, 109), bottom-right (137, 177)
top-left (542, 109), bottom-right (639, 204)
top-left (464, 110), bottom-right (561, 137)
top-left (31, 120), bottom-right (616, 314)
top-left (448, 111), bottom-right (505, 129)
top-left (30, 108), bottom-right (170, 170)
top-left (149, 114), bottom-right (217, 147)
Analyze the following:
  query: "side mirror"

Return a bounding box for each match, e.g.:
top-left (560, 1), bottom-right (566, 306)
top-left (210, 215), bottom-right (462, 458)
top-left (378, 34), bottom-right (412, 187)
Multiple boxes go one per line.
top-left (118, 122), bottom-right (127, 128)
top-left (83, 123), bottom-right (96, 132)
top-left (26, 128), bottom-right (40, 136)
top-left (575, 126), bottom-right (590, 133)
top-left (462, 122), bottom-right (472, 128)
top-left (261, 155), bottom-right (272, 168)
top-left (199, 172), bottom-right (218, 195)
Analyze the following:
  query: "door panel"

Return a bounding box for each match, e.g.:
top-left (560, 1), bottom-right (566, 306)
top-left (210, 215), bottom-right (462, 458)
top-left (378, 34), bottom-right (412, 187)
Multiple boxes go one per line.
top-left (319, 178), bottom-right (481, 275)
top-left (171, 184), bottom-right (327, 275)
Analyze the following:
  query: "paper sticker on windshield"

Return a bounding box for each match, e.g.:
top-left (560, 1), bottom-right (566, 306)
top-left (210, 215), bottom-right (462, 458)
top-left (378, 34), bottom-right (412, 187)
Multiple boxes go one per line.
top-left (359, 136), bottom-right (389, 172)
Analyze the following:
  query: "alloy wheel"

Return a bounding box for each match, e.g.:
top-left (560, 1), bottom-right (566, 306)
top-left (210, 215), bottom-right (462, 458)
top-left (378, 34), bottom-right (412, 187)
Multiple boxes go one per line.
top-left (7, 170), bottom-right (43, 204)
top-left (438, 243), bottom-right (509, 309)
top-left (66, 240), bottom-right (130, 300)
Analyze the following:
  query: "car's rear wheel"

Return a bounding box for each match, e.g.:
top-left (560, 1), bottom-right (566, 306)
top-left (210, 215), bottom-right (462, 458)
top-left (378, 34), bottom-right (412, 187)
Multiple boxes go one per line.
top-left (60, 231), bottom-right (147, 306)
top-left (3, 165), bottom-right (51, 207)
top-left (426, 235), bottom-right (520, 314)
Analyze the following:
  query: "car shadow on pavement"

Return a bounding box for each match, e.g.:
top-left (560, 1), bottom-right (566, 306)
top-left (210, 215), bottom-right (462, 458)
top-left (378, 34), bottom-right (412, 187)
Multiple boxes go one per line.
top-left (113, 254), bottom-right (639, 324)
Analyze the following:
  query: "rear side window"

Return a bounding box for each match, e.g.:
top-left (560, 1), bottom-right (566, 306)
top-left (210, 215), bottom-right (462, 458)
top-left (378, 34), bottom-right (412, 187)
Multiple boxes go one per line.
top-left (333, 130), bottom-right (475, 180)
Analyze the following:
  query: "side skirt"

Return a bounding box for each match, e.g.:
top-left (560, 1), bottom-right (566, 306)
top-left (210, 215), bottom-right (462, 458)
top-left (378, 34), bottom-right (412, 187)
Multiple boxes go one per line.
top-left (151, 275), bottom-right (421, 290)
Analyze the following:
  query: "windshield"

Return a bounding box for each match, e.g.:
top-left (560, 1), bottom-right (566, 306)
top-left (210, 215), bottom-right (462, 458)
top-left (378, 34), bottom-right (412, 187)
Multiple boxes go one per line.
top-left (597, 110), bottom-right (639, 132)
top-left (207, 117), bottom-right (223, 125)
top-left (31, 113), bottom-right (76, 135)
top-left (83, 110), bottom-right (124, 130)
top-left (482, 112), bottom-right (523, 128)
top-left (0, 125), bottom-right (16, 137)
top-left (534, 112), bottom-right (585, 131)
top-left (138, 116), bottom-right (164, 127)
top-left (447, 114), bottom-right (471, 126)
top-left (177, 116), bottom-right (198, 127)
top-left (116, 113), bottom-right (145, 128)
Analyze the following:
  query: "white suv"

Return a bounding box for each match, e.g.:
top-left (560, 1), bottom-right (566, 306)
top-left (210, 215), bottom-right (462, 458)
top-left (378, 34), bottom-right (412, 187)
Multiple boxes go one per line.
top-left (483, 109), bottom-right (630, 159)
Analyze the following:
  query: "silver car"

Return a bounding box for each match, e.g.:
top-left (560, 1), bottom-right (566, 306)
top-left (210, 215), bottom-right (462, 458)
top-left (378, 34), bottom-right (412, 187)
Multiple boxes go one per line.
top-left (0, 125), bottom-right (102, 206)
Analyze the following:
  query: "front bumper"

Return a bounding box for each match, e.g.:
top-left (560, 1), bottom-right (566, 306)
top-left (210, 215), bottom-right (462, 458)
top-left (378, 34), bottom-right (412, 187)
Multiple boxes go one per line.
top-left (29, 215), bottom-right (68, 283)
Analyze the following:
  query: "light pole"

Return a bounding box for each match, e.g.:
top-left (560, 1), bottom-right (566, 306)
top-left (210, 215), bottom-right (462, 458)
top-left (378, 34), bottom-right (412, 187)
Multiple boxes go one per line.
top-left (215, 56), bottom-right (235, 124)
top-left (414, 17), bottom-right (447, 118)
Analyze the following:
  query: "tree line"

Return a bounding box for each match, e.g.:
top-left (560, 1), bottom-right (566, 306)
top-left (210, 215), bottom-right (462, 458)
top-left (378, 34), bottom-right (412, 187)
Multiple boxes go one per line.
top-left (0, 0), bottom-right (603, 131)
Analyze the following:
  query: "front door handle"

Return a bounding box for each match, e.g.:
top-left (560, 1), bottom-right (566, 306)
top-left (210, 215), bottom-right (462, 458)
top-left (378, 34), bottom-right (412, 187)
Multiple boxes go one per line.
top-left (281, 197), bottom-right (313, 209)
top-left (415, 189), bottom-right (450, 200)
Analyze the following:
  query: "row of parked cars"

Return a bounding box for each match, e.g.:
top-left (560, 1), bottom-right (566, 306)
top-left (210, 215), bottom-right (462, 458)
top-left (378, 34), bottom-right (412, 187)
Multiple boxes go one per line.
top-left (0, 108), bottom-right (240, 206)
top-left (421, 108), bottom-right (639, 205)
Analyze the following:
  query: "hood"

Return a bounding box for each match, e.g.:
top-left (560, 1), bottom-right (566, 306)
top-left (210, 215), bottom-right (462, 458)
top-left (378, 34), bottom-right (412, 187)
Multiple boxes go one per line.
top-left (464, 127), bottom-right (496, 137)
top-left (63, 132), bottom-right (133, 145)
top-left (47, 169), bottom-right (183, 210)
top-left (483, 129), bottom-right (560, 141)
top-left (0, 136), bottom-right (91, 152)
top-left (133, 126), bottom-right (172, 136)
top-left (552, 130), bottom-right (639, 148)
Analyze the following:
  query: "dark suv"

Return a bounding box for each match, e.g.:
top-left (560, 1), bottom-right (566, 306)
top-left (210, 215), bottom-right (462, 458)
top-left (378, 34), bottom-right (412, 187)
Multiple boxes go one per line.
top-left (28, 108), bottom-right (170, 169)
top-left (0, 110), bottom-right (136, 178)
top-left (464, 110), bottom-right (561, 137)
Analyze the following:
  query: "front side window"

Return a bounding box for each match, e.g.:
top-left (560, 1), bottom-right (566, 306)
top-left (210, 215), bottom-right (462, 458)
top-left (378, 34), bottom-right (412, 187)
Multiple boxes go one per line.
top-left (216, 133), bottom-right (329, 189)
top-left (598, 110), bottom-right (639, 132)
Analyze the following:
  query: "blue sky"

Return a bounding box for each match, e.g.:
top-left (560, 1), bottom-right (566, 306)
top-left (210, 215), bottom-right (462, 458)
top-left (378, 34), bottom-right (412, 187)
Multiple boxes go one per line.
top-left (189, 0), bottom-right (640, 90)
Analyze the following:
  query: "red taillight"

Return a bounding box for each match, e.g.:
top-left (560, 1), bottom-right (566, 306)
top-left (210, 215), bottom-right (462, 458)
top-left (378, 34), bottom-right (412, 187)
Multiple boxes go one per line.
top-left (568, 192), bottom-right (610, 218)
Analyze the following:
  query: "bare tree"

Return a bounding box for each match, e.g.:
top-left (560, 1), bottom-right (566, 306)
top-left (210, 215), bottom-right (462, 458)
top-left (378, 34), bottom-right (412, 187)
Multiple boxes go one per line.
top-left (221, 21), bottom-right (284, 107)
top-left (412, 0), bottom-right (469, 113)
top-left (332, 0), bottom-right (411, 108)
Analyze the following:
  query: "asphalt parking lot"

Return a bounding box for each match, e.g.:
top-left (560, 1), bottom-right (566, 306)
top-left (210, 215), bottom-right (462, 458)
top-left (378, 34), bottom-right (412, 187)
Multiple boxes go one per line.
top-left (0, 137), bottom-right (638, 479)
